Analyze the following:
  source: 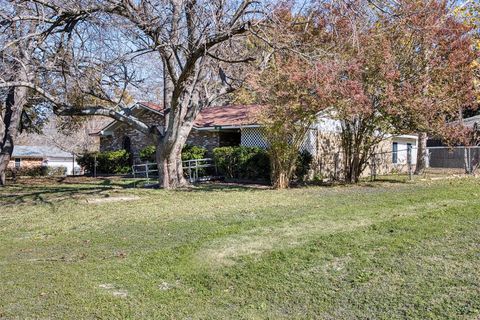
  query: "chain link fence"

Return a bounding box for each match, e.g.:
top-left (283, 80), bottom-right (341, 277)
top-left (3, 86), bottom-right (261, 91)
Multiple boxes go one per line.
top-left (427, 146), bottom-right (480, 175)
top-left (368, 146), bottom-right (480, 180)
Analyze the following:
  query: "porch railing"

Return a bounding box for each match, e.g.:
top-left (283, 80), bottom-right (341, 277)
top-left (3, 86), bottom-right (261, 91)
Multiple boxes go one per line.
top-left (131, 158), bottom-right (216, 184)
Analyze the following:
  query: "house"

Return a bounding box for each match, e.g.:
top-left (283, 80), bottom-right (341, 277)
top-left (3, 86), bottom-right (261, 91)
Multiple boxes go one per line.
top-left (427, 115), bottom-right (480, 169)
top-left (96, 102), bottom-right (417, 178)
top-left (8, 146), bottom-right (79, 175)
top-left (97, 102), bottom-right (317, 157)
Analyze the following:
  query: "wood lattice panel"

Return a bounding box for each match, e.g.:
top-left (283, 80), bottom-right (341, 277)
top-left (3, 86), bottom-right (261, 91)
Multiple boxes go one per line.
top-left (241, 127), bottom-right (317, 156)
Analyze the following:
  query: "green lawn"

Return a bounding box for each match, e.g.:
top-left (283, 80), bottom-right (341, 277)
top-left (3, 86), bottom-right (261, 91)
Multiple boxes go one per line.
top-left (1, 177), bottom-right (479, 319)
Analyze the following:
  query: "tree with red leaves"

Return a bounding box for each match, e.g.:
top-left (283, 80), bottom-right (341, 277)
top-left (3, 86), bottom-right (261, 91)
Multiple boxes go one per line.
top-left (318, 0), bottom-right (476, 181)
top-left (241, 6), bottom-right (336, 188)
top-left (377, 0), bottom-right (477, 174)
top-left (248, 55), bottom-right (335, 188)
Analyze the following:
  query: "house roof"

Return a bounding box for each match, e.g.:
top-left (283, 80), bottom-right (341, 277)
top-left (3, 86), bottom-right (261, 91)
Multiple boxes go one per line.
top-left (12, 146), bottom-right (73, 158)
top-left (194, 104), bottom-right (263, 128)
top-left (138, 102), bottom-right (164, 113)
top-left (460, 115), bottom-right (480, 129)
top-left (447, 115), bottom-right (480, 129)
top-left (95, 102), bottom-right (264, 135)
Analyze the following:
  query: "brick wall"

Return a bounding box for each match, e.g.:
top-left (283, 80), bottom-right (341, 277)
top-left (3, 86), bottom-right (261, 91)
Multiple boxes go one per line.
top-left (100, 109), bottom-right (222, 159)
top-left (8, 157), bottom-right (43, 169)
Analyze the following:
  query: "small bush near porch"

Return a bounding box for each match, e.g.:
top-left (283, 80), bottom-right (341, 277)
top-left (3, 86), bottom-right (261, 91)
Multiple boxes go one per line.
top-left (1, 177), bottom-right (479, 319)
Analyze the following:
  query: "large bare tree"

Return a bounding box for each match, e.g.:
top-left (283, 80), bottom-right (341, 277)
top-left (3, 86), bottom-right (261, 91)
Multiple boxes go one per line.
top-left (0, 0), bottom-right (260, 188)
top-left (0, 1), bottom-right (47, 185)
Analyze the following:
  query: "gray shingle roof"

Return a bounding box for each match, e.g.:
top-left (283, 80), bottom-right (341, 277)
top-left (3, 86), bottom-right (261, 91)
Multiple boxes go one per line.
top-left (462, 115), bottom-right (480, 129)
top-left (449, 115), bottom-right (480, 129)
top-left (12, 146), bottom-right (73, 158)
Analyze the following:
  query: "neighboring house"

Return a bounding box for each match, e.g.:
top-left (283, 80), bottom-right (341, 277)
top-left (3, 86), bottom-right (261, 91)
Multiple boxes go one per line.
top-left (96, 102), bottom-right (418, 178)
top-left (428, 114), bottom-right (480, 148)
top-left (8, 146), bottom-right (79, 175)
top-left (427, 115), bottom-right (480, 169)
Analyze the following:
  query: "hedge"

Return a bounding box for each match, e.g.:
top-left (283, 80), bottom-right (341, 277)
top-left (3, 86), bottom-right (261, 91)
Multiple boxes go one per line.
top-left (77, 150), bottom-right (131, 174)
top-left (213, 146), bottom-right (270, 181)
top-left (7, 165), bottom-right (67, 177)
top-left (213, 146), bottom-right (312, 183)
top-left (139, 144), bottom-right (207, 162)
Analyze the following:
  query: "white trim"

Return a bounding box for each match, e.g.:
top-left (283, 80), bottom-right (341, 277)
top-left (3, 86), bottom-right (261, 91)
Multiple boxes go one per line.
top-left (394, 135), bottom-right (418, 140)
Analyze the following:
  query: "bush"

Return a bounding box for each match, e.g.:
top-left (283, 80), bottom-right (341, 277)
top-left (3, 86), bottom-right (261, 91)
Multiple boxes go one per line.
top-left (47, 166), bottom-right (68, 176)
top-left (77, 150), bottom-right (131, 174)
top-left (213, 146), bottom-right (270, 181)
top-left (8, 165), bottom-right (46, 177)
top-left (139, 144), bottom-right (208, 163)
top-left (6, 165), bottom-right (68, 178)
top-left (182, 145), bottom-right (207, 160)
top-left (139, 145), bottom-right (156, 162)
top-left (295, 150), bottom-right (313, 181)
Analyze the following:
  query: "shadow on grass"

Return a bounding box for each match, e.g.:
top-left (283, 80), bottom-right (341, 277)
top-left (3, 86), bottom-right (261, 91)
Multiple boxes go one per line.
top-left (181, 177), bottom-right (410, 193)
top-left (57, 177), bottom-right (139, 189)
top-left (184, 183), bottom-right (270, 192)
top-left (368, 178), bottom-right (409, 184)
top-left (0, 186), bottom-right (111, 207)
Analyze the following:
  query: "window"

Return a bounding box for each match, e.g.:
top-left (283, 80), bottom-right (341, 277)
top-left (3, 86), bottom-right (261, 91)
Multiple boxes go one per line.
top-left (219, 130), bottom-right (241, 147)
top-left (122, 136), bottom-right (133, 166)
top-left (14, 158), bottom-right (21, 169)
top-left (392, 142), bottom-right (398, 164)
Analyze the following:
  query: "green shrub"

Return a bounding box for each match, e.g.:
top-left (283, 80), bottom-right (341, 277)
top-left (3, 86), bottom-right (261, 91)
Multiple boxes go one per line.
top-left (182, 145), bottom-right (207, 160)
top-left (47, 166), bottom-right (68, 176)
top-left (77, 150), bottom-right (131, 174)
top-left (6, 165), bottom-right (68, 177)
top-left (213, 146), bottom-right (270, 181)
top-left (9, 166), bottom-right (47, 177)
top-left (139, 145), bottom-right (156, 162)
top-left (139, 144), bottom-right (208, 163)
top-left (295, 150), bottom-right (313, 181)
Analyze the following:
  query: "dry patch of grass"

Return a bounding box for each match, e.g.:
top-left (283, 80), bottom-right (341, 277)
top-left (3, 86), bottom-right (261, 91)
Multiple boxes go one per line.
top-left (85, 195), bottom-right (141, 204)
top-left (196, 199), bottom-right (473, 266)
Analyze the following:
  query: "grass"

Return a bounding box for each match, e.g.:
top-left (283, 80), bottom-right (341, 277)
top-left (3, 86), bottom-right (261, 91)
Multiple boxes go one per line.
top-left (0, 177), bottom-right (479, 319)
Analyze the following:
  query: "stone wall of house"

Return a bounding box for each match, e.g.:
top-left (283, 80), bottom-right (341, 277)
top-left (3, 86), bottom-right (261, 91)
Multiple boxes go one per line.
top-left (100, 110), bottom-right (164, 160)
top-left (100, 110), bottom-right (222, 160)
top-left (312, 131), bottom-right (344, 181)
top-left (186, 130), bottom-right (220, 152)
top-left (311, 131), bottom-right (417, 181)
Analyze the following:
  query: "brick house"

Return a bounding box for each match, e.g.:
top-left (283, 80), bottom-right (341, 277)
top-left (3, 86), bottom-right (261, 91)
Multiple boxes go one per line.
top-left (96, 102), bottom-right (271, 158)
top-left (8, 146), bottom-right (79, 175)
top-left (96, 102), bottom-right (417, 178)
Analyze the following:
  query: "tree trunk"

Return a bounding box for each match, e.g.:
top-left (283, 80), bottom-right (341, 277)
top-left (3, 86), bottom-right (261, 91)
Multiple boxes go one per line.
top-left (154, 128), bottom-right (190, 189)
top-left (415, 132), bottom-right (428, 175)
top-left (0, 86), bottom-right (27, 186)
top-left (272, 170), bottom-right (289, 189)
top-left (0, 154), bottom-right (10, 186)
